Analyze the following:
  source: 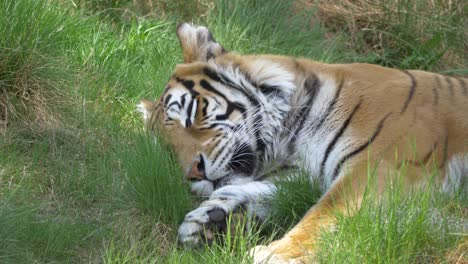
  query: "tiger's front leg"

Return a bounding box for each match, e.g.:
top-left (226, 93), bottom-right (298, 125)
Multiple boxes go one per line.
top-left (178, 180), bottom-right (276, 247)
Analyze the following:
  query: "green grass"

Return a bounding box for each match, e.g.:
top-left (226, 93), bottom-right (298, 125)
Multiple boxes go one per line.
top-left (317, 193), bottom-right (465, 263)
top-left (315, 167), bottom-right (466, 263)
top-left (262, 170), bottom-right (323, 239)
top-left (121, 133), bottom-right (191, 224)
top-left (0, 0), bottom-right (466, 263)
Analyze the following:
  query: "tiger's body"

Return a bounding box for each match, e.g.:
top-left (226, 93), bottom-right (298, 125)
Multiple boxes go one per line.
top-left (138, 24), bottom-right (467, 263)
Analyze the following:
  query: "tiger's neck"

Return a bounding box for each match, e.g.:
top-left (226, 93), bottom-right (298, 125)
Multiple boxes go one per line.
top-left (238, 64), bottom-right (321, 172)
top-left (259, 74), bottom-right (321, 169)
top-left (211, 55), bottom-right (322, 174)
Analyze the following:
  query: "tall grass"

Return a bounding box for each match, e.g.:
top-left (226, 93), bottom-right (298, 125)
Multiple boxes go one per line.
top-left (73, 20), bottom-right (180, 129)
top-left (0, 0), bottom-right (81, 127)
top-left (316, 185), bottom-right (466, 263)
top-left (207, 0), bottom-right (356, 62)
top-left (121, 133), bottom-right (191, 224)
top-left (263, 170), bottom-right (322, 238)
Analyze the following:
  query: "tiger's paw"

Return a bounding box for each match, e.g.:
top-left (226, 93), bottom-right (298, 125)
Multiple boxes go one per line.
top-left (178, 206), bottom-right (233, 247)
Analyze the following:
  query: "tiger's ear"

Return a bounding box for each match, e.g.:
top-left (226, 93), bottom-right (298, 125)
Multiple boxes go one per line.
top-left (137, 99), bottom-right (156, 121)
top-left (176, 23), bottom-right (227, 63)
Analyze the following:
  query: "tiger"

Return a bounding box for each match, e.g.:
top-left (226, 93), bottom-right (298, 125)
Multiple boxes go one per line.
top-left (137, 23), bottom-right (467, 263)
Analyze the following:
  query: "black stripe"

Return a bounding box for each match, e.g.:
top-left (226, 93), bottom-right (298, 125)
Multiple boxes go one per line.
top-left (457, 78), bottom-right (467, 96)
top-left (439, 132), bottom-right (449, 169)
top-left (203, 67), bottom-right (222, 83)
top-left (175, 77), bottom-right (199, 97)
top-left (432, 87), bottom-right (439, 105)
top-left (212, 96), bottom-right (222, 106)
top-left (180, 94), bottom-right (187, 108)
top-left (202, 98), bottom-right (209, 117)
top-left (203, 68), bottom-right (265, 157)
top-left (212, 137), bottom-right (232, 167)
top-left (397, 141), bottom-right (438, 168)
top-left (166, 101), bottom-right (181, 109)
top-left (199, 79), bottom-right (247, 119)
top-left (215, 102), bottom-right (247, 120)
top-left (445, 77), bottom-right (454, 96)
top-left (320, 100), bottom-right (362, 177)
top-left (435, 75), bottom-right (442, 90)
top-left (315, 78), bottom-right (345, 130)
top-left (332, 112), bottom-right (392, 180)
top-left (180, 79), bottom-right (195, 90)
top-left (163, 94), bottom-right (173, 108)
top-left (162, 85), bottom-right (171, 94)
top-left (287, 75), bottom-right (321, 153)
top-left (199, 122), bottom-right (234, 130)
top-left (209, 139), bottom-right (224, 163)
top-left (255, 114), bottom-right (266, 155)
top-left (186, 98), bottom-right (194, 127)
top-left (422, 141), bottom-right (438, 164)
top-left (203, 67), bottom-right (261, 109)
top-left (155, 101), bottom-right (161, 110)
top-left (259, 84), bottom-right (282, 96)
top-left (213, 142), bottom-right (236, 169)
top-left (401, 70), bottom-right (416, 113)
top-left (227, 144), bottom-right (256, 175)
top-left (201, 116), bottom-right (211, 123)
top-left (297, 76), bottom-right (321, 132)
top-left (204, 66), bottom-right (282, 97)
top-left (200, 79), bottom-right (228, 101)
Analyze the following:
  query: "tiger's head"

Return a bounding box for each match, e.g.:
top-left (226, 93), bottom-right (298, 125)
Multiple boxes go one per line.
top-left (138, 24), bottom-right (288, 193)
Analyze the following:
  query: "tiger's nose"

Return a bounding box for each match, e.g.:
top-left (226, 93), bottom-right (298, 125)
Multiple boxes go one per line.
top-left (187, 157), bottom-right (206, 181)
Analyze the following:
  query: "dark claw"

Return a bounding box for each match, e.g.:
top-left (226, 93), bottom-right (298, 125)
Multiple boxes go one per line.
top-left (208, 208), bottom-right (226, 222)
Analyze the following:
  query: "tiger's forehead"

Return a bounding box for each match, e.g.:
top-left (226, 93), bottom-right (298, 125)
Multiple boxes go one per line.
top-left (172, 62), bottom-right (207, 79)
top-left (164, 64), bottom-right (216, 98)
top-left (164, 77), bottom-right (212, 99)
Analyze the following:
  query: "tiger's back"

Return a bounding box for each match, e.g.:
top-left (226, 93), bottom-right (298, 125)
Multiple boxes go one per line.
top-left (222, 53), bottom-right (468, 189)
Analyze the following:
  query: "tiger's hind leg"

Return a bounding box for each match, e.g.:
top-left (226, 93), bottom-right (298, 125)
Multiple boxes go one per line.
top-left (249, 159), bottom-right (427, 264)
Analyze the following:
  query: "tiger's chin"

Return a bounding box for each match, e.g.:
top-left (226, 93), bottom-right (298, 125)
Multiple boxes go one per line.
top-left (190, 180), bottom-right (214, 197)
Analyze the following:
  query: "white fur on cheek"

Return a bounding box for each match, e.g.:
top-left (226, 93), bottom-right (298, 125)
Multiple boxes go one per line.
top-left (190, 180), bottom-right (214, 197)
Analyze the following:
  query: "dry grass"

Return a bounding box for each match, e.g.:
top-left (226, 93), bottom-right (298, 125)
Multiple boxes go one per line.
top-left (443, 238), bottom-right (467, 264)
top-left (130, 0), bottom-right (214, 19)
top-left (314, 0), bottom-right (467, 70)
top-left (110, 208), bottom-right (176, 255)
top-left (0, 0), bottom-right (79, 133)
top-left (318, 0), bottom-right (460, 29)
top-left (67, 0), bottom-right (215, 21)
top-left (0, 68), bottom-right (66, 134)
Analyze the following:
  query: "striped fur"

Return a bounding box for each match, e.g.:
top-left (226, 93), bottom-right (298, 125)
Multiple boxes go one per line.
top-left (138, 23), bottom-right (468, 263)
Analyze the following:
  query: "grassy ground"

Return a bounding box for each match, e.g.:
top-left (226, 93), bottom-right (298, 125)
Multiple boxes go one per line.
top-left (0, 0), bottom-right (466, 263)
